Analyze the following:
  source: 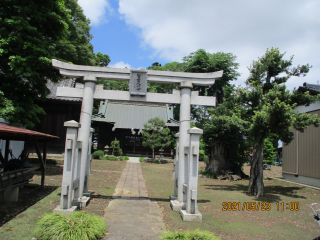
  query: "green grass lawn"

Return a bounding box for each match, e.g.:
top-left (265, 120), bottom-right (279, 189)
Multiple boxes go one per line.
top-left (2, 159), bottom-right (320, 240)
top-left (141, 162), bottom-right (320, 240)
top-left (0, 160), bottom-right (126, 240)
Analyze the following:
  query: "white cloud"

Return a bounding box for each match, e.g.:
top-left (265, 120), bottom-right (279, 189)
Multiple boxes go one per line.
top-left (78, 0), bottom-right (112, 26)
top-left (109, 61), bottom-right (132, 69)
top-left (118, 0), bottom-right (320, 91)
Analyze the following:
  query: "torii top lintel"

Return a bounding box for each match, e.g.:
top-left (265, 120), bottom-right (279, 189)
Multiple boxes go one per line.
top-left (52, 59), bottom-right (223, 86)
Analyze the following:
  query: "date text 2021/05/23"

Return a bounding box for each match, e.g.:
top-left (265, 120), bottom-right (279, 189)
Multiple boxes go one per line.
top-left (222, 202), bottom-right (300, 211)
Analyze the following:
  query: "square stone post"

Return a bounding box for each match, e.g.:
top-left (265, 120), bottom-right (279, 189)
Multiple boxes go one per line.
top-left (170, 132), bottom-right (180, 211)
top-left (180, 127), bottom-right (203, 221)
top-left (54, 120), bottom-right (80, 213)
top-left (88, 128), bottom-right (94, 175)
top-left (76, 75), bottom-right (96, 207)
top-left (84, 127), bottom-right (94, 197)
top-left (177, 81), bottom-right (193, 209)
top-left (72, 141), bottom-right (82, 201)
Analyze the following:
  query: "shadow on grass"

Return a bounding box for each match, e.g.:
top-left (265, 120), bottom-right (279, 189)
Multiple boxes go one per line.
top-left (33, 166), bottom-right (63, 176)
top-left (0, 185), bottom-right (58, 227)
top-left (148, 197), bottom-right (211, 204)
top-left (91, 194), bottom-right (113, 200)
top-left (204, 184), bottom-right (306, 202)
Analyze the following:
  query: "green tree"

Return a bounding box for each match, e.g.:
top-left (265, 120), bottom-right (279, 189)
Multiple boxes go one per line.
top-left (95, 52), bottom-right (110, 67)
top-left (203, 85), bottom-right (249, 176)
top-left (142, 117), bottom-right (171, 159)
top-left (242, 47), bottom-right (319, 196)
top-left (183, 49), bottom-right (240, 102)
top-left (0, 0), bottom-right (96, 127)
top-left (181, 50), bottom-right (242, 177)
top-left (263, 138), bottom-right (276, 164)
top-left (148, 62), bottom-right (161, 69)
top-left (110, 139), bottom-right (122, 156)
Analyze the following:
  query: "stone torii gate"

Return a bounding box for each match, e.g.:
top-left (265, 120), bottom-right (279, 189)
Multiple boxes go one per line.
top-left (52, 59), bottom-right (222, 220)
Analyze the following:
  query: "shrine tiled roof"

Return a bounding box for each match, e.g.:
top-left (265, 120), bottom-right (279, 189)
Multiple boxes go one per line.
top-left (298, 82), bottom-right (320, 95)
top-left (92, 101), bottom-right (179, 129)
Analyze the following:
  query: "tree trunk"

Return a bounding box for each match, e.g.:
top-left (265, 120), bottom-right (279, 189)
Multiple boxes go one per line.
top-left (152, 148), bottom-right (154, 160)
top-left (248, 135), bottom-right (265, 197)
top-left (206, 141), bottom-right (227, 176)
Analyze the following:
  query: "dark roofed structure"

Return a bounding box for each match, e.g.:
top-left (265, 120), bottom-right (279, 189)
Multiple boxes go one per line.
top-left (0, 125), bottom-right (59, 141)
top-left (92, 100), bottom-right (179, 157)
top-left (26, 80), bottom-right (179, 157)
top-left (25, 79), bottom-right (82, 156)
top-left (92, 100), bottom-right (179, 129)
top-left (298, 82), bottom-right (320, 95)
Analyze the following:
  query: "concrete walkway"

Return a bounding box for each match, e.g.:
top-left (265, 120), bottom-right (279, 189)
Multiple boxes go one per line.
top-left (103, 157), bottom-right (166, 239)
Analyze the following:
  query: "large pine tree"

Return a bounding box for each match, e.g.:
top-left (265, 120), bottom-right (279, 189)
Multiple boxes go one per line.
top-left (242, 48), bottom-right (319, 196)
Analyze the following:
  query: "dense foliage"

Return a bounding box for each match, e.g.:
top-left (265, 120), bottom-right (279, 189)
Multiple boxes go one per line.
top-left (0, 0), bottom-right (98, 127)
top-left (263, 138), bottom-right (276, 164)
top-left (203, 85), bottom-right (249, 176)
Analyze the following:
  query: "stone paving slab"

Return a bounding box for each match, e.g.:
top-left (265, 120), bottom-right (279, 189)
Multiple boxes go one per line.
top-left (104, 199), bottom-right (165, 240)
top-left (104, 159), bottom-right (166, 239)
top-left (112, 161), bottom-right (149, 199)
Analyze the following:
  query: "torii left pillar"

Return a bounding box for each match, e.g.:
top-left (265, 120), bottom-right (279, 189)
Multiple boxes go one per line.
top-left (73, 75), bottom-right (96, 207)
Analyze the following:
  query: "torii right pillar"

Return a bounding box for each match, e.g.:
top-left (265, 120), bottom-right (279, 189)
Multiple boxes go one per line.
top-left (170, 81), bottom-right (204, 221)
top-left (177, 81), bottom-right (192, 206)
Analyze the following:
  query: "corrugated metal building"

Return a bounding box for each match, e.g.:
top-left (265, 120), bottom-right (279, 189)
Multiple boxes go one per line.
top-left (282, 83), bottom-right (320, 187)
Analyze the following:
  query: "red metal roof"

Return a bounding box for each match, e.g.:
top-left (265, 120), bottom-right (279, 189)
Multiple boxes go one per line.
top-left (0, 125), bottom-right (59, 141)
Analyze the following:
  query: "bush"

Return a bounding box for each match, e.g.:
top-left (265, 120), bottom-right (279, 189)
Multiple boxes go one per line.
top-left (109, 156), bottom-right (118, 161)
top-left (152, 159), bottom-right (161, 164)
top-left (34, 211), bottom-right (106, 240)
top-left (92, 150), bottom-right (104, 159)
top-left (119, 156), bottom-right (128, 161)
top-left (139, 157), bottom-right (146, 162)
top-left (110, 140), bottom-right (122, 156)
top-left (99, 155), bottom-right (109, 160)
top-left (160, 229), bottom-right (220, 240)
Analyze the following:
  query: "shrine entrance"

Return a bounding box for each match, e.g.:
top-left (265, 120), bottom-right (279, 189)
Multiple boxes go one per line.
top-left (51, 59), bottom-right (223, 221)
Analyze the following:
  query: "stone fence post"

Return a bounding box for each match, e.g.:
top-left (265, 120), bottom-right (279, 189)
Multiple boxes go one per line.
top-left (180, 127), bottom-right (203, 222)
top-left (54, 120), bottom-right (80, 213)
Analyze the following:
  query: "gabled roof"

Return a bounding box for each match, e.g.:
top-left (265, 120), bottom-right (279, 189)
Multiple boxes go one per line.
top-left (298, 82), bottom-right (320, 95)
top-left (0, 125), bottom-right (59, 141)
top-left (92, 101), bottom-right (179, 129)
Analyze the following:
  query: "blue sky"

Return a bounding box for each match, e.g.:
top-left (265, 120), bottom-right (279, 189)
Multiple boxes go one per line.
top-left (89, 0), bottom-right (156, 69)
top-left (78, 0), bottom-right (320, 91)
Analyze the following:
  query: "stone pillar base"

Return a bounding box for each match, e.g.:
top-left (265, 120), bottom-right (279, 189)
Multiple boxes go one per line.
top-left (179, 209), bottom-right (202, 222)
top-left (169, 195), bottom-right (177, 200)
top-left (53, 205), bottom-right (77, 214)
top-left (83, 192), bottom-right (93, 198)
top-left (170, 199), bottom-right (181, 211)
top-left (0, 186), bottom-right (19, 203)
top-left (72, 196), bottom-right (90, 209)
